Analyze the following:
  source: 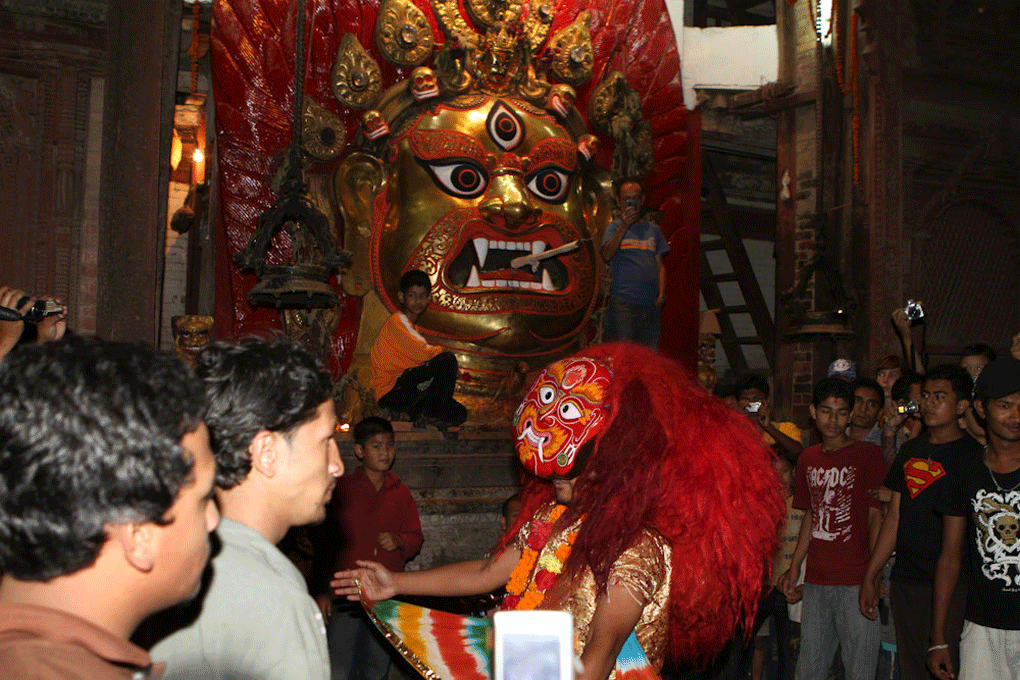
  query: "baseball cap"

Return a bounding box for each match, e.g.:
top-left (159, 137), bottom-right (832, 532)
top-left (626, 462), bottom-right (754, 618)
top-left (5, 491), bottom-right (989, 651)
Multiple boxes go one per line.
top-left (827, 359), bottom-right (857, 382)
top-left (974, 356), bottom-right (1020, 401)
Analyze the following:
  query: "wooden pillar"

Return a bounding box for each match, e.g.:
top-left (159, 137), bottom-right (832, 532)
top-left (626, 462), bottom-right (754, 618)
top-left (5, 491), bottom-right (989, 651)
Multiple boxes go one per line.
top-left (858, 0), bottom-right (909, 377)
top-left (774, 0), bottom-right (823, 430)
top-left (97, 0), bottom-right (181, 342)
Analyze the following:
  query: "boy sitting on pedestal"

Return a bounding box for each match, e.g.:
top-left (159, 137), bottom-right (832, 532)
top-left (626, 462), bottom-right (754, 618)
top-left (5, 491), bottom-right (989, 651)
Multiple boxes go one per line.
top-left (370, 270), bottom-right (467, 428)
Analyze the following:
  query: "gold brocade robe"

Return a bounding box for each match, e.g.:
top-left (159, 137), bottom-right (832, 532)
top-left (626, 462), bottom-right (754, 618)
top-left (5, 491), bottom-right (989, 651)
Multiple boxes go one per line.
top-left (511, 504), bottom-right (672, 675)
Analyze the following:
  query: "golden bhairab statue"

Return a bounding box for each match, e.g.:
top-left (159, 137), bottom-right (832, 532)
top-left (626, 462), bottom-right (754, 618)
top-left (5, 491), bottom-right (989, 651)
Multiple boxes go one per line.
top-left (334, 0), bottom-right (615, 416)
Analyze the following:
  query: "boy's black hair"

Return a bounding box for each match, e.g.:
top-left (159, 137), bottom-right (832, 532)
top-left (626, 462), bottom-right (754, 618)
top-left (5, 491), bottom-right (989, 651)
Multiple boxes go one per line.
top-left (0, 337), bottom-right (206, 581)
top-left (196, 337), bottom-right (332, 489)
top-left (501, 493), bottom-right (521, 520)
top-left (353, 416), bottom-right (394, 447)
top-left (851, 377), bottom-right (885, 408)
top-left (399, 270), bottom-right (432, 294)
top-left (924, 364), bottom-right (974, 403)
top-left (736, 373), bottom-right (770, 399)
top-left (891, 371), bottom-right (924, 403)
top-left (812, 377), bottom-right (854, 407)
top-left (961, 343), bottom-right (997, 362)
top-left (712, 383), bottom-right (736, 400)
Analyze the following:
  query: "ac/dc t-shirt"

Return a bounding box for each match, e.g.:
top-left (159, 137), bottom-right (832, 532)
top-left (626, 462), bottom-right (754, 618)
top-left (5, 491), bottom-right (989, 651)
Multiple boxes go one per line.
top-left (885, 433), bottom-right (982, 583)
top-left (939, 456), bottom-right (1020, 630)
top-left (793, 440), bottom-right (887, 585)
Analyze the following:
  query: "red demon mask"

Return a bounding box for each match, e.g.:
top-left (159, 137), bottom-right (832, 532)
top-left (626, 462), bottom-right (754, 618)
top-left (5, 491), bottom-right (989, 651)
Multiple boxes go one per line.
top-left (513, 356), bottom-right (612, 478)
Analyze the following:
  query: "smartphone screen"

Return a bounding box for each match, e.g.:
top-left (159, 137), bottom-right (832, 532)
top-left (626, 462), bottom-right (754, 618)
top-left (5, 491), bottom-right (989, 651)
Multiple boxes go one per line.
top-left (501, 633), bottom-right (562, 680)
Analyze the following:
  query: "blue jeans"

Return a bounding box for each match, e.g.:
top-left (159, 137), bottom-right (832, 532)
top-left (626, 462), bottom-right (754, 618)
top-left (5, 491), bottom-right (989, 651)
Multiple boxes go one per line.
top-left (603, 296), bottom-right (661, 348)
top-left (795, 584), bottom-right (880, 680)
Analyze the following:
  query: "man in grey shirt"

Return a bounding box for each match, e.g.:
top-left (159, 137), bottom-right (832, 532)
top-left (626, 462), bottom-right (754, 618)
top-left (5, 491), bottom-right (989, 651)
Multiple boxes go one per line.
top-left (142, 338), bottom-right (344, 680)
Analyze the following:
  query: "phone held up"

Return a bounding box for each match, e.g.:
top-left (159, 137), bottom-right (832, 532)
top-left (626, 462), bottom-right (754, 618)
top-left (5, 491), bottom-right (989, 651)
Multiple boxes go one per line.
top-left (493, 610), bottom-right (575, 680)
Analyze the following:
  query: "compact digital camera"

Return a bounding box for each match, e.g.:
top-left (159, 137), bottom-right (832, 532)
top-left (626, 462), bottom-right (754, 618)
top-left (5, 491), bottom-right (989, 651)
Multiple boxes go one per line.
top-left (903, 300), bottom-right (924, 323)
top-left (897, 401), bottom-right (921, 415)
top-left (16, 296), bottom-right (62, 323)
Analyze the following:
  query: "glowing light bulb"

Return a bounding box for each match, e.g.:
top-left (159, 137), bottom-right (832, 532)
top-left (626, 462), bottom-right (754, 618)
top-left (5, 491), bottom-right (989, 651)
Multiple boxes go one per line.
top-left (192, 147), bottom-right (204, 163)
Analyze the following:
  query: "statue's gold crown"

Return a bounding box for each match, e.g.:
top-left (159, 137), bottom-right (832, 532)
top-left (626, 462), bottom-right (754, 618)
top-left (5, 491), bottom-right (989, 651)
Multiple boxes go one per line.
top-left (329, 0), bottom-right (593, 115)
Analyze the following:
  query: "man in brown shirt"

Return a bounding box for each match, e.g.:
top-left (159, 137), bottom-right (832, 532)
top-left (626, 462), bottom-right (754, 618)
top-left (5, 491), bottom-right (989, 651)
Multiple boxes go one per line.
top-left (0, 337), bottom-right (219, 679)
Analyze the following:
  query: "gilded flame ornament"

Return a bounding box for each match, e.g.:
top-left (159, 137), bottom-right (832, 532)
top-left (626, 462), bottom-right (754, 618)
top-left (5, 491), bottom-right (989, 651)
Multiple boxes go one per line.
top-left (524, 2), bottom-right (556, 54)
top-left (549, 11), bottom-right (593, 86)
top-left (302, 98), bottom-right (346, 161)
top-left (332, 33), bottom-right (383, 109)
top-left (375, 0), bottom-right (435, 68)
top-left (432, 0), bottom-right (478, 48)
top-left (464, 0), bottom-right (524, 28)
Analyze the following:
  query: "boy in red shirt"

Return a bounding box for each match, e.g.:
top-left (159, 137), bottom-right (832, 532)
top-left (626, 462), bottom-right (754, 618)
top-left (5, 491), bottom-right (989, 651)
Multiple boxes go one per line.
top-left (316, 417), bottom-right (423, 680)
top-left (370, 270), bottom-right (466, 427)
top-left (779, 377), bottom-right (886, 680)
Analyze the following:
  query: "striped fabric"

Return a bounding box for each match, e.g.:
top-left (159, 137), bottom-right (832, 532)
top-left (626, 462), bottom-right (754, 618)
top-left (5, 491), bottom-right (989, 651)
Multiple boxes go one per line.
top-left (363, 597), bottom-right (658, 680)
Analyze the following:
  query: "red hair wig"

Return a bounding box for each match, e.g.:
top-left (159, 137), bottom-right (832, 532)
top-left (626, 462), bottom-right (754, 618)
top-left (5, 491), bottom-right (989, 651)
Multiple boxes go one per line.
top-left (497, 343), bottom-right (785, 667)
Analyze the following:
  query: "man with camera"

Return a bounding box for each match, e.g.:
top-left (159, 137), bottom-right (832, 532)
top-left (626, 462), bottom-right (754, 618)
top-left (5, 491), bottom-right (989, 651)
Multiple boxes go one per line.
top-left (858, 365), bottom-right (981, 680)
top-left (600, 179), bottom-right (668, 348)
top-left (736, 373), bottom-right (803, 458)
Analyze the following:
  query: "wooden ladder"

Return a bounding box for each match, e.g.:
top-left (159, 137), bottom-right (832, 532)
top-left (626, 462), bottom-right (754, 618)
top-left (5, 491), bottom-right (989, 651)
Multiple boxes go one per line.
top-left (699, 152), bottom-right (775, 374)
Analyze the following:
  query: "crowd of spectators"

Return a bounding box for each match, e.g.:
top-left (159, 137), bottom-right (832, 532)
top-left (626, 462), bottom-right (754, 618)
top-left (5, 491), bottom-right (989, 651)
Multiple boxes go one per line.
top-left (3, 286), bottom-right (1019, 680)
top-left (710, 302), bottom-right (1020, 680)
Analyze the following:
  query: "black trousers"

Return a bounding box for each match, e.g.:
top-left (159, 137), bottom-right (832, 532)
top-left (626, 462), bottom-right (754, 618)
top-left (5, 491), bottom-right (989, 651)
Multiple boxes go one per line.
top-left (378, 352), bottom-right (467, 425)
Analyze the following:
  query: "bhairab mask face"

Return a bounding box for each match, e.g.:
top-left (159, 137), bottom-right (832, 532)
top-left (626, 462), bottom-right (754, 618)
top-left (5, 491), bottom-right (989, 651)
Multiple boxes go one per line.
top-left (513, 356), bottom-right (611, 477)
top-left (370, 96), bottom-right (597, 356)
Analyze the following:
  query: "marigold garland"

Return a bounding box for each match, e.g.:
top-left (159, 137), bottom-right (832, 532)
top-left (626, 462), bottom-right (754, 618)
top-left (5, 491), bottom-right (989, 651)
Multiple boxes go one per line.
top-left (503, 504), bottom-right (579, 611)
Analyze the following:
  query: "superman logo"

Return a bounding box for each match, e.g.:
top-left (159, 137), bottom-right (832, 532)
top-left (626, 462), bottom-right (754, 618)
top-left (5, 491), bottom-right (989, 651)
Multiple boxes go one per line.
top-left (904, 458), bottom-right (946, 498)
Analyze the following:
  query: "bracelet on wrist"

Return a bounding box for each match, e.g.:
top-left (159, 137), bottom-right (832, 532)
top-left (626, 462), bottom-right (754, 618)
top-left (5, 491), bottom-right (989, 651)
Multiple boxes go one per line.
top-left (927, 644), bottom-right (949, 652)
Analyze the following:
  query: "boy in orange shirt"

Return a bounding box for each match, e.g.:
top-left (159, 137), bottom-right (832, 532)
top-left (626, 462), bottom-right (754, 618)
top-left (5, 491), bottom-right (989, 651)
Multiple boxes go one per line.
top-left (370, 270), bottom-right (467, 427)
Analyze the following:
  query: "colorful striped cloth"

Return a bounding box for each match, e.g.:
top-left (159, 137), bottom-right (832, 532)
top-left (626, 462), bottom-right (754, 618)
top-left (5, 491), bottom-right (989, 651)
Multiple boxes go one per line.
top-left (362, 597), bottom-right (658, 680)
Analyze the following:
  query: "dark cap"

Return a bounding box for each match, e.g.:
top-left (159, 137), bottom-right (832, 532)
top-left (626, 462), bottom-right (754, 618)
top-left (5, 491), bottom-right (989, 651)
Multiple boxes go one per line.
top-left (974, 357), bottom-right (1020, 401)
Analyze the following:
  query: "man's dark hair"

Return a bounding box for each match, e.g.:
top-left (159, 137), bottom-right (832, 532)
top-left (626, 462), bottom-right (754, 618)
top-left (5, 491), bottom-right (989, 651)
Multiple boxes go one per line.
top-left (812, 377), bottom-right (854, 407)
top-left (925, 364), bottom-right (973, 403)
top-left (613, 177), bottom-right (644, 198)
top-left (851, 377), bottom-right (885, 408)
top-left (736, 373), bottom-right (770, 399)
top-left (877, 354), bottom-right (902, 371)
top-left (353, 416), bottom-right (394, 447)
top-left (0, 337), bottom-right (205, 581)
top-left (197, 337), bottom-right (332, 489)
top-left (891, 371), bottom-right (924, 403)
top-left (961, 343), bottom-right (997, 362)
top-left (399, 269), bottom-right (432, 294)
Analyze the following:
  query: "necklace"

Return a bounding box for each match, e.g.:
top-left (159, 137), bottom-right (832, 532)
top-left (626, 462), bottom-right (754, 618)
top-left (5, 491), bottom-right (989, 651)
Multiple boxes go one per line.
top-left (503, 504), bottom-right (579, 611)
top-left (984, 446), bottom-right (1020, 493)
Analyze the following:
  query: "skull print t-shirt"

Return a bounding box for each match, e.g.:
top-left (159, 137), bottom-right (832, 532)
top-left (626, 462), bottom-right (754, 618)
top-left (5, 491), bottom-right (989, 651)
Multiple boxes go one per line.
top-left (939, 455), bottom-right (1020, 630)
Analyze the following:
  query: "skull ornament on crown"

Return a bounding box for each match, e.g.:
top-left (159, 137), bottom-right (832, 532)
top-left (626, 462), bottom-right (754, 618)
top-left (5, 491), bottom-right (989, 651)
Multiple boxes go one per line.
top-left (361, 110), bottom-right (390, 141)
top-left (409, 66), bottom-right (440, 102)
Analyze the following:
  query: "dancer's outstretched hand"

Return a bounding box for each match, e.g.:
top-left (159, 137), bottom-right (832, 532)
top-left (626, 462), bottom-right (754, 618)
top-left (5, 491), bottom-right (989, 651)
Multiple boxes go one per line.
top-left (331, 560), bottom-right (396, 602)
